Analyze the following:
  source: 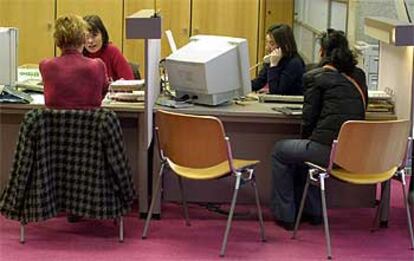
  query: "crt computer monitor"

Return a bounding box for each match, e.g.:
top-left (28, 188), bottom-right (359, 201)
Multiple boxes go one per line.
top-left (165, 35), bottom-right (251, 106)
top-left (0, 27), bottom-right (18, 88)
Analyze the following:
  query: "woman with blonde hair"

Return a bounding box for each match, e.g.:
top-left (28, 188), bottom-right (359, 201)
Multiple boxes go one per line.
top-left (40, 14), bottom-right (108, 109)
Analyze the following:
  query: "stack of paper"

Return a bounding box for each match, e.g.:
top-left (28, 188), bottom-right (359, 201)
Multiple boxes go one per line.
top-left (367, 90), bottom-right (394, 114)
top-left (110, 90), bottom-right (145, 102)
top-left (16, 79), bottom-right (44, 92)
top-left (110, 79), bottom-right (145, 92)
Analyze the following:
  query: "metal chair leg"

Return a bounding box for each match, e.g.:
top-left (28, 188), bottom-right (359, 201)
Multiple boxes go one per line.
top-left (379, 180), bottom-right (391, 228)
top-left (292, 175), bottom-right (311, 239)
top-left (20, 223), bottom-right (25, 244)
top-left (251, 178), bottom-right (266, 242)
top-left (372, 182), bottom-right (387, 232)
top-left (142, 162), bottom-right (165, 239)
top-left (177, 176), bottom-right (190, 226)
top-left (320, 174), bottom-right (332, 259)
top-left (400, 171), bottom-right (414, 249)
top-left (119, 216), bottom-right (124, 242)
top-left (220, 174), bottom-right (241, 257)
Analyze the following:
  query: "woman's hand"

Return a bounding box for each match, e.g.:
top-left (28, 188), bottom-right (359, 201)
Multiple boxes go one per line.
top-left (270, 47), bottom-right (283, 67)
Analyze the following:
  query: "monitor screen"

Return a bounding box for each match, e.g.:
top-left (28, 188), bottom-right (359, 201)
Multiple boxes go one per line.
top-left (165, 35), bottom-right (251, 106)
top-left (0, 27), bottom-right (18, 87)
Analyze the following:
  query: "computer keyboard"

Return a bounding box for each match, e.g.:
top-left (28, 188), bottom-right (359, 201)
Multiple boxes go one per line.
top-left (272, 106), bottom-right (302, 116)
top-left (259, 94), bottom-right (304, 103)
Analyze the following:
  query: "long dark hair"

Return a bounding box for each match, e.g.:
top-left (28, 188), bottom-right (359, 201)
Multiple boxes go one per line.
top-left (83, 15), bottom-right (109, 50)
top-left (267, 24), bottom-right (299, 59)
top-left (318, 28), bottom-right (357, 74)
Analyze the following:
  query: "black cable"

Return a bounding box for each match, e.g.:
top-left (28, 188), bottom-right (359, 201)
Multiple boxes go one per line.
top-left (199, 202), bottom-right (251, 217)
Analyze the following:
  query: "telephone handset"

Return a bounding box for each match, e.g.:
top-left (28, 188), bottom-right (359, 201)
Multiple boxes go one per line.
top-left (264, 47), bottom-right (282, 64)
top-left (249, 54), bottom-right (271, 71)
top-left (263, 54), bottom-right (271, 63)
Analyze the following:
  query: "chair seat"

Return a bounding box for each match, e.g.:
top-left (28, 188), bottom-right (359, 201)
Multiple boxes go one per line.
top-left (167, 159), bottom-right (259, 180)
top-left (331, 166), bottom-right (398, 184)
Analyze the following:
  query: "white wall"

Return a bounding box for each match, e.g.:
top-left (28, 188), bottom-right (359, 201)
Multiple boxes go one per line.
top-left (378, 44), bottom-right (413, 120)
top-left (294, 0), bottom-right (348, 63)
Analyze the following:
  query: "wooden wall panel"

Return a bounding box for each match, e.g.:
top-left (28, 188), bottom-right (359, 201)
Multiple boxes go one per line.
top-left (192, 0), bottom-right (260, 68)
top-left (0, 0), bottom-right (55, 65)
top-left (57, 0), bottom-right (123, 51)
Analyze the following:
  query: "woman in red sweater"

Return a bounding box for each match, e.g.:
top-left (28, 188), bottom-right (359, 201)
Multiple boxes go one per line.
top-left (40, 14), bottom-right (108, 109)
top-left (83, 15), bottom-right (134, 81)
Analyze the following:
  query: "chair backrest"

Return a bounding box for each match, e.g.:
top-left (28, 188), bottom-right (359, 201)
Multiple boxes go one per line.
top-left (155, 110), bottom-right (228, 168)
top-left (334, 120), bottom-right (410, 173)
top-left (128, 62), bottom-right (141, 80)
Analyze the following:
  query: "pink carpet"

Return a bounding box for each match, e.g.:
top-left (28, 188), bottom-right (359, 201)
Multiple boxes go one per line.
top-left (1, 179), bottom-right (413, 260)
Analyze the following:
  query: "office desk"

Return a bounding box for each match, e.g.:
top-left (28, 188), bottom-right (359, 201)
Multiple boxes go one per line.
top-left (0, 101), bottom-right (396, 217)
top-left (154, 101), bottom-right (396, 214)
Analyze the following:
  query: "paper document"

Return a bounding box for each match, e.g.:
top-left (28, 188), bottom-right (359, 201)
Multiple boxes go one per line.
top-left (110, 79), bottom-right (145, 91)
top-left (18, 64), bottom-right (42, 82)
top-left (110, 90), bottom-right (145, 102)
top-left (368, 90), bottom-right (391, 99)
top-left (31, 93), bottom-right (45, 104)
top-left (165, 30), bottom-right (177, 53)
top-left (16, 79), bottom-right (44, 92)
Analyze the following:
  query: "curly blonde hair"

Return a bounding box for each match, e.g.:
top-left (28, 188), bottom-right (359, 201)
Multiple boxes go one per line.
top-left (54, 14), bottom-right (88, 49)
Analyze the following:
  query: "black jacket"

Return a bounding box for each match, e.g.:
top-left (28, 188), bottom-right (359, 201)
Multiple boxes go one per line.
top-left (301, 66), bottom-right (367, 145)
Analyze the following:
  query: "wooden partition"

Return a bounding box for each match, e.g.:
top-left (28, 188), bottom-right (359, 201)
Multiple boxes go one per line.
top-left (56, 0), bottom-right (123, 51)
top-left (0, 0), bottom-right (55, 64)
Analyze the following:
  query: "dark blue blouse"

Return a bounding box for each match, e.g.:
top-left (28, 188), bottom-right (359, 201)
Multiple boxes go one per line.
top-left (251, 55), bottom-right (305, 95)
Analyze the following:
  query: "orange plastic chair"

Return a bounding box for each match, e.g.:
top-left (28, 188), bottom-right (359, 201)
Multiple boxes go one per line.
top-left (142, 110), bottom-right (266, 256)
top-left (292, 120), bottom-right (414, 259)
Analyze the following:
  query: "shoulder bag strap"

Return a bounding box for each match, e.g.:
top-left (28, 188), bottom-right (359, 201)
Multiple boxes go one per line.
top-left (322, 65), bottom-right (367, 109)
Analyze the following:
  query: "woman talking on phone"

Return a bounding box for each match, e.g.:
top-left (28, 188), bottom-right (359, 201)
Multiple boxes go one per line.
top-left (251, 24), bottom-right (305, 95)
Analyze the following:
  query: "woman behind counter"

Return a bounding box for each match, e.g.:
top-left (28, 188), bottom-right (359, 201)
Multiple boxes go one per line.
top-left (251, 24), bottom-right (305, 95)
top-left (270, 29), bottom-right (367, 231)
top-left (83, 15), bottom-right (134, 81)
top-left (40, 14), bottom-right (108, 109)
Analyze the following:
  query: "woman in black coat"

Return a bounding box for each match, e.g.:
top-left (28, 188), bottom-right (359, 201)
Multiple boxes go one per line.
top-left (270, 29), bottom-right (367, 230)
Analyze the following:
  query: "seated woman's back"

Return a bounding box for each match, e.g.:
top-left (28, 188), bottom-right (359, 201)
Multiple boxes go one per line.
top-left (40, 50), bottom-right (107, 109)
top-left (39, 14), bottom-right (108, 110)
top-left (302, 66), bottom-right (367, 145)
top-left (302, 29), bottom-right (367, 145)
